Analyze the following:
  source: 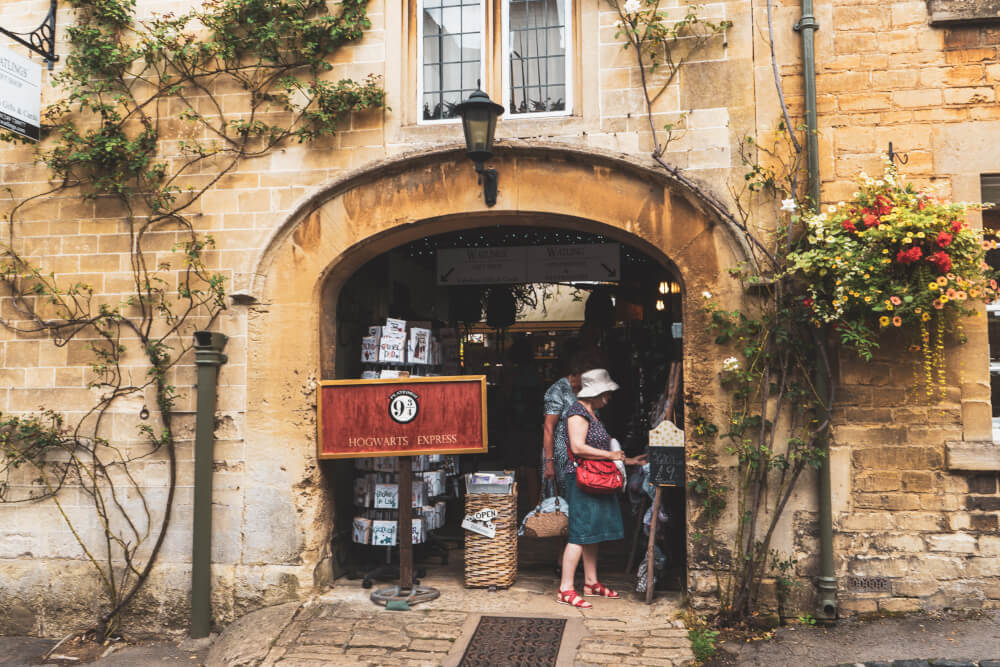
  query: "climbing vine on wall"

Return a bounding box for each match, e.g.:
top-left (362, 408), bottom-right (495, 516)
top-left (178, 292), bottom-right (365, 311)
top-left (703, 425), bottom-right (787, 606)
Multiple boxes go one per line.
top-left (0, 0), bottom-right (384, 640)
top-left (611, 0), bottom-right (831, 623)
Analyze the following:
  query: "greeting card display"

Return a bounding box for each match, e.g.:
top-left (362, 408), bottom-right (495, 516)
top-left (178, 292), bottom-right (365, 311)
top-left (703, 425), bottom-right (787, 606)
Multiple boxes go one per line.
top-left (361, 335), bottom-right (379, 363)
top-left (374, 483), bottom-right (399, 509)
top-left (352, 517), bottom-right (372, 544)
top-left (378, 333), bottom-right (406, 363)
top-left (372, 520), bottom-right (397, 546)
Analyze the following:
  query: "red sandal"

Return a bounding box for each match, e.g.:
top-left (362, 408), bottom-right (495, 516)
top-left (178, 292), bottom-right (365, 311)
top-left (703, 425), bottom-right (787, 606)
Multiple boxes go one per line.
top-left (583, 582), bottom-right (621, 598)
top-left (557, 589), bottom-right (593, 608)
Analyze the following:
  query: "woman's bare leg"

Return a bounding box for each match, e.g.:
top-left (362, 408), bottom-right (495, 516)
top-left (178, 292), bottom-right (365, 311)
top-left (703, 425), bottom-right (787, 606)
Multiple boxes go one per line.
top-left (560, 543), bottom-right (583, 591)
top-left (581, 543), bottom-right (599, 586)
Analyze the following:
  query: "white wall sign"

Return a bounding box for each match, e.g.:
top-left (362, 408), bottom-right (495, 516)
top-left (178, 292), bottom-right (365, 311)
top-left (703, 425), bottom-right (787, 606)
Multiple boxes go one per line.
top-left (0, 48), bottom-right (41, 141)
top-left (437, 244), bottom-right (620, 285)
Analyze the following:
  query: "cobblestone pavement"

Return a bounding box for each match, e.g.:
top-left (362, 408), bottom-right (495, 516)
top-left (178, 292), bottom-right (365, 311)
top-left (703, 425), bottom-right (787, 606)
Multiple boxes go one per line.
top-left (206, 568), bottom-right (694, 666)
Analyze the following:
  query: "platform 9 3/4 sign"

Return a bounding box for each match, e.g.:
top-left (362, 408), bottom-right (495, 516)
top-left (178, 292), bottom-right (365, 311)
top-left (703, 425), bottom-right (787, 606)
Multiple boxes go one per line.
top-left (317, 376), bottom-right (487, 459)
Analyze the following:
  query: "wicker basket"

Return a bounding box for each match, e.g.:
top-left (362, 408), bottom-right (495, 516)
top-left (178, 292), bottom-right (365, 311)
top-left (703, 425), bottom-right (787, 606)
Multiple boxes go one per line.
top-left (464, 484), bottom-right (517, 588)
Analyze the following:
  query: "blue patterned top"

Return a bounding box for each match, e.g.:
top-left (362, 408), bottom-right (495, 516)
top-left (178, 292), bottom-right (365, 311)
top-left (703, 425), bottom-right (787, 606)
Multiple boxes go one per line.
top-left (543, 377), bottom-right (576, 478)
top-left (564, 401), bottom-right (612, 474)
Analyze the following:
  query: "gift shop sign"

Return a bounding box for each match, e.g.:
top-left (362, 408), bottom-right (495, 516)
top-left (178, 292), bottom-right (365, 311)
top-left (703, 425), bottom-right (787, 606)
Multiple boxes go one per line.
top-left (317, 376), bottom-right (487, 459)
top-left (0, 48), bottom-right (41, 141)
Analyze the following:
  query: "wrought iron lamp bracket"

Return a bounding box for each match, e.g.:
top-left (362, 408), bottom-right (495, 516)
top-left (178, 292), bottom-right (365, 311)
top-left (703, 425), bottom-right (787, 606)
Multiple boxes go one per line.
top-left (474, 162), bottom-right (499, 207)
top-left (0, 0), bottom-right (59, 70)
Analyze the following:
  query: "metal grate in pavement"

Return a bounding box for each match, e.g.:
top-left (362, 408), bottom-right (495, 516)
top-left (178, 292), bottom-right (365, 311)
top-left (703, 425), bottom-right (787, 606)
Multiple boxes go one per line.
top-left (458, 616), bottom-right (567, 667)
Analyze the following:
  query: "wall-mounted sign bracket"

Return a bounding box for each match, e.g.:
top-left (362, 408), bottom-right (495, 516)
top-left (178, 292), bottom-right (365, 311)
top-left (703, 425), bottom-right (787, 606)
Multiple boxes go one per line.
top-left (0, 0), bottom-right (59, 70)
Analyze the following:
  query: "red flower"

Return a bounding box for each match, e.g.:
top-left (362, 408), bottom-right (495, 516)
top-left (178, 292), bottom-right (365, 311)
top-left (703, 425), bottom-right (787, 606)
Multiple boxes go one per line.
top-left (842, 220), bottom-right (857, 233)
top-left (927, 250), bottom-right (952, 273)
top-left (917, 200), bottom-right (926, 211)
top-left (875, 195), bottom-right (893, 215)
top-left (863, 212), bottom-right (879, 228)
top-left (951, 219), bottom-right (964, 233)
top-left (803, 297), bottom-right (814, 308)
top-left (896, 246), bottom-right (923, 264)
top-left (936, 231), bottom-right (952, 248)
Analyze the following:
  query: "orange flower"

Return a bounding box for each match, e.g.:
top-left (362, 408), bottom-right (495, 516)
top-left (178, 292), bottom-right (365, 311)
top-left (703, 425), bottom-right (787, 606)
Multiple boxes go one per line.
top-left (933, 299), bottom-right (944, 310)
top-left (892, 316), bottom-right (902, 327)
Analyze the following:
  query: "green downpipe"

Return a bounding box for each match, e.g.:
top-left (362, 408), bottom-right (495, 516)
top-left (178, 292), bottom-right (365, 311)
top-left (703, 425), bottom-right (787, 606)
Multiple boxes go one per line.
top-left (795, 0), bottom-right (837, 621)
top-left (191, 331), bottom-right (228, 639)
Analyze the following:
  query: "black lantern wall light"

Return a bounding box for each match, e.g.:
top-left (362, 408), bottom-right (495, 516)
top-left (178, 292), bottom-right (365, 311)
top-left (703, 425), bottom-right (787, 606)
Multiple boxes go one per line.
top-left (457, 86), bottom-right (504, 207)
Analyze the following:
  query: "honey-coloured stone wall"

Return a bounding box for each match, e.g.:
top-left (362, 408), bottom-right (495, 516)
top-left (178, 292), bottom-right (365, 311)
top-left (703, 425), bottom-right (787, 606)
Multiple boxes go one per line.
top-left (1, 0), bottom-right (1000, 635)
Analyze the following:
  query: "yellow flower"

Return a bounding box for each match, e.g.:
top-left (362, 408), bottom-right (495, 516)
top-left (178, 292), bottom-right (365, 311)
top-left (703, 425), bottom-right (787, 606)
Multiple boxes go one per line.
top-left (882, 249), bottom-right (889, 254)
top-left (879, 316), bottom-right (890, 327)
top-left (916, 231), bottom-right (925, 238)
top-left (940, 295), bottom-right (950, 304)
top-left (886, 303), bottom-right (894, 311)
top-left (921, 312), bottom-right (931, 321)
top-left (914, 307), bottom-right (922, 314)
top-left (864, 274), bottom-right (870, 279)
top-left (928, 282), bottom-right (939, 291)
top-left (864, 296), bottom-right (872, 303)
top-left (836, 279), bottom-right (842, 285)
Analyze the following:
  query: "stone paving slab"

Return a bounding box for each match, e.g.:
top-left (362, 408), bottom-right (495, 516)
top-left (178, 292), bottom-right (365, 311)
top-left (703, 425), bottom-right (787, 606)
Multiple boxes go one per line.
top-left (203, 568), bottom-right (694, 667)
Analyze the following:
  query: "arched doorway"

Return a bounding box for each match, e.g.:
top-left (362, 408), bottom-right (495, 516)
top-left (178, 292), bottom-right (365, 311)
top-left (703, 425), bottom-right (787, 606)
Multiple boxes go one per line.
top-left (244, 144), bottom-right (745, 595)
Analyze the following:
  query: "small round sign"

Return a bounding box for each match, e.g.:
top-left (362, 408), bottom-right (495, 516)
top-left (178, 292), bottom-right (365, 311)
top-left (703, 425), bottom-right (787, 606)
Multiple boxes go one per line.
top-left (388, 390), bottom-right (419, 424)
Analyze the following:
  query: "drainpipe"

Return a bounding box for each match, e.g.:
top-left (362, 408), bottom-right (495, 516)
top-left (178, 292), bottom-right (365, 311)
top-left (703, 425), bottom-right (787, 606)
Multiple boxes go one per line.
top-left (795, 1), bottom-right (838, 622)
top-left (191, 331), bottom-right (228, 639)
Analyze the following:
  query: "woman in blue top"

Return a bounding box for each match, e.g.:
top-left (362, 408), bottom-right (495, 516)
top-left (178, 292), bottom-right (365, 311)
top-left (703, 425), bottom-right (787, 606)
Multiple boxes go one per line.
top-left (541, 358), bottom-right (585, 491)
top-left (557, 369), bottom-right (646, 609)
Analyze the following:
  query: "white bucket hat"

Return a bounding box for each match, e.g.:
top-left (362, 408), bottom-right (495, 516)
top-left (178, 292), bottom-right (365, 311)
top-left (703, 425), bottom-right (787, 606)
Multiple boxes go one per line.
top-left (576, 368), bottom-right (620, 398)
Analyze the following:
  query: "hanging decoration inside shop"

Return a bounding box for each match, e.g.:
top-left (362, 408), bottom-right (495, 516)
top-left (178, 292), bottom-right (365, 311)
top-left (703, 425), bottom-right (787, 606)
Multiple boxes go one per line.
top-left (485, 287), bottom-right (516, 329)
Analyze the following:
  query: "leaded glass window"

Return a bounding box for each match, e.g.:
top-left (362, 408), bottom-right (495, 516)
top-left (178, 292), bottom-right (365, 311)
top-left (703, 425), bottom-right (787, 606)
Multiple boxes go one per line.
top-left (420, 0), bottom-right (484, 121)
top-left (505, 0), bottom-right (568, 115)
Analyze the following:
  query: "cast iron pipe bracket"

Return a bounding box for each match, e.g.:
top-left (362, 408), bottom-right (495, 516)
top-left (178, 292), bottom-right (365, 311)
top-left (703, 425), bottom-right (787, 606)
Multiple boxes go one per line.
top-left (794, 15), bottom-right (820, 32)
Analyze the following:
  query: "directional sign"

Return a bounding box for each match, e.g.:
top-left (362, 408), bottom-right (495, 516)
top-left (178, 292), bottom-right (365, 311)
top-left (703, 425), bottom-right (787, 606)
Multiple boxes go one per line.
top-left (437, 244), bottom-right (619, 285)
top-left (0, 48), bottom-right (41, 141)
top-left (437, 247), bottom-right (526, 285)
top-left (526, 244), bottom-right (620, 282)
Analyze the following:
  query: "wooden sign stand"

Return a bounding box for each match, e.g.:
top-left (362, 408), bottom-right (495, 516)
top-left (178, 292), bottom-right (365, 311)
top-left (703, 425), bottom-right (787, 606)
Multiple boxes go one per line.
top-left (646, 361), bottom-right (682, 605)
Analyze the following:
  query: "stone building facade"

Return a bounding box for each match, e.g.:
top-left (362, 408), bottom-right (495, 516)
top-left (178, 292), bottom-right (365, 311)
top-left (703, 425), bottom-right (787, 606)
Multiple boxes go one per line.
top-left (1, 0), bottom-right (999, 635)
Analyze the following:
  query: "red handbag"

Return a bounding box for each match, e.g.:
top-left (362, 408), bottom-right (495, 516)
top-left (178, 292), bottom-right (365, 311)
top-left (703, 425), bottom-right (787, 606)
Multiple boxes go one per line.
top-left (567, 447), bottom-right (624, 494)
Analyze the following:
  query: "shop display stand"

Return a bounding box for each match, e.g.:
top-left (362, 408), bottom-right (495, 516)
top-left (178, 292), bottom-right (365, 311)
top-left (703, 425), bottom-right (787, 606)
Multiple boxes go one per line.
top-left (370, 456), bottom-right (441, 609)
top-left (350, 453), bottom-right (455, 589)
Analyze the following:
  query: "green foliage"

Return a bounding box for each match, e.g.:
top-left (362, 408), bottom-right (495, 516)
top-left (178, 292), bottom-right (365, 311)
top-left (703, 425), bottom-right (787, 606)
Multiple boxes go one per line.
top-left (688, 627), bottom-right (720, 663)
top-left (1, 0), bottom-right (383, 640)
top-left (609, 0), bottom-right (730, 158)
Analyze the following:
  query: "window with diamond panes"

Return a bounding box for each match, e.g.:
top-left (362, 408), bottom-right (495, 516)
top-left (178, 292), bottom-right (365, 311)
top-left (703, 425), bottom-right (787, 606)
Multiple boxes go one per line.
top-left (983, 174), bottom-right (1000, 439)
top-left (505, 0), bottom-right (569, 115)
top-left (420, 0), bottom-right (484, 121)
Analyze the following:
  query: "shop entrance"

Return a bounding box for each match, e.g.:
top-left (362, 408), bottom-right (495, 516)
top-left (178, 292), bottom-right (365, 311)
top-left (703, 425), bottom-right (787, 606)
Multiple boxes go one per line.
top-left (323, 223), bottom-right (687, 596)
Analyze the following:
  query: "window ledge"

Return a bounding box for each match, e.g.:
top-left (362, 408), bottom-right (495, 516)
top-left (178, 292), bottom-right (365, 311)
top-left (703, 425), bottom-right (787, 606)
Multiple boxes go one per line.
top-left (946, 440), bottom-right (1000, 471)
top-left (927, 0), bottom-right (1000, 26)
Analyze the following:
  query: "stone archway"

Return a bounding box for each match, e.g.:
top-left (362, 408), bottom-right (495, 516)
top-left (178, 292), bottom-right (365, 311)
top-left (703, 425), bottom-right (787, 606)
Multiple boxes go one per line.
top-left (242, 143), bottom-right (746, 589)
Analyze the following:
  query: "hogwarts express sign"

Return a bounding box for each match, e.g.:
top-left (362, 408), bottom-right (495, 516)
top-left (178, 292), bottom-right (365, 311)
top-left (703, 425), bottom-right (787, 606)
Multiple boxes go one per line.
top-left (317, 376), bottom-right (487, 459)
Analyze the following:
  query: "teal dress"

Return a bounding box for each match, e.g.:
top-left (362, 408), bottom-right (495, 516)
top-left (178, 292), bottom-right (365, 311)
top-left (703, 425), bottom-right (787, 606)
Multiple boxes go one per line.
top-left (564, 402), bottom-right (625, 545)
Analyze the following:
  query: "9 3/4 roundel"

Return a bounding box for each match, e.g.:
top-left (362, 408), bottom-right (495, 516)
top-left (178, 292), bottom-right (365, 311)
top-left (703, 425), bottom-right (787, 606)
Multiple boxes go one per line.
top-left (388, 389), bottom-right (419, 424)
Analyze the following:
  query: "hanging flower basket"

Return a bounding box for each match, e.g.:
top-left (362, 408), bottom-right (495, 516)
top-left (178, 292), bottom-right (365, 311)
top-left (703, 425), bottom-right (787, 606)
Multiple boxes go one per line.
top-left (787, 163), bottom-right (998, 398)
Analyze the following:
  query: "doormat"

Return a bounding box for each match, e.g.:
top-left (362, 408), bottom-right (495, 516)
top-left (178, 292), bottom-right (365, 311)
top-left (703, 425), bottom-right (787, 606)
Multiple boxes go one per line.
top-left (459, 616), bottom-right (567, 667)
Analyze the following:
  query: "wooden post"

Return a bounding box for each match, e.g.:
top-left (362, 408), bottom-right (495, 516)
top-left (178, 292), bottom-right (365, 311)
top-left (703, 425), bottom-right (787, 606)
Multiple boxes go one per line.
top-left (398, 455), bottom-right (413, 591)
top-left (645, 486), bottom-right (663, 604)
